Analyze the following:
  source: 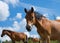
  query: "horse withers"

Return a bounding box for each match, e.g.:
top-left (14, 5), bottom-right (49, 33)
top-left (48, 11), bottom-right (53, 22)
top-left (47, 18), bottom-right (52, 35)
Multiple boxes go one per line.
top-left (1, 30), bottom-right (28, 43)
top-left (24, 7), bottom-right (60, 43)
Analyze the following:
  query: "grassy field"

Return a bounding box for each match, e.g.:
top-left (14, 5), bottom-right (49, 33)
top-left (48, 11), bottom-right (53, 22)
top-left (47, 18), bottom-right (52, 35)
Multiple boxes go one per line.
top-left (3, 39), bottom-right (59, 43)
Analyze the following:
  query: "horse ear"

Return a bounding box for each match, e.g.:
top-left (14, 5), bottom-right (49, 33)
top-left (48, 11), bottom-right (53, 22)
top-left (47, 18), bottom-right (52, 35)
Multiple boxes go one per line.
top-left (24, 8), bottom-right (27, 13)
top-left (31, 7), bottom-right (34, 12)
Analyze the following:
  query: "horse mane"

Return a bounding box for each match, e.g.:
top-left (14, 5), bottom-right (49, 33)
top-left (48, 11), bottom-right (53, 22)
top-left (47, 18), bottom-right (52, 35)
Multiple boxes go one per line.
top-left (3, 30), bottom-right (26, 35)
top-left (3, 29), bottom-right (14, 33)
top-left (34, 11), bottom-right (46, 20)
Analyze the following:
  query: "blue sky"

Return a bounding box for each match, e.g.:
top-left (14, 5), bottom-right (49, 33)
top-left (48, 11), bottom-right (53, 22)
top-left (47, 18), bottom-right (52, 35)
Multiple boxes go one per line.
top-left (0, 0), bottom-right (60, 41)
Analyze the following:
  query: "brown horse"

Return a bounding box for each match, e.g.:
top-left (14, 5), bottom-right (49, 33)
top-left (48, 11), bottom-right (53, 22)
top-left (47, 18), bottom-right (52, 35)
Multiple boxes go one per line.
top-left (1, 30), bottom-right (28, 43)
top-left (24, 7), bottom-right (60, 43)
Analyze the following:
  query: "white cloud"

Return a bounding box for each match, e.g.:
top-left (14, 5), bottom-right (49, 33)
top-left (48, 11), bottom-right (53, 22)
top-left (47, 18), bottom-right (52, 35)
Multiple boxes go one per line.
top-left (16, 13), bottom-right (22, 19)
top-left (56, 16), bottom-right (60, 20)
top-left (32, 26), bottom-right (37, 31)
top-left (9, 17), bottom-right (17, 21)
top-left (20, 18), bottom-right (26, 26)
top-left (9, 13), bottom-right (22, 21)
top-left (3, 0), bottom-right (20, 7)
top-left (0, 1), bottom-right (10, 21)
top-left (13, 21), bottom-right (20, 31)
top-left (24, 32), bottom-right (30, 38)
top-left (43, 13), bottom-right (50, 19)
top-left (20, 2), bottom-right (53, 12)
top-left (30, 35), bottom-right (39, 38)
top-left (43, 13), bottom-right (48, 17)
top-left (1, 36), bottom-right (11, 41)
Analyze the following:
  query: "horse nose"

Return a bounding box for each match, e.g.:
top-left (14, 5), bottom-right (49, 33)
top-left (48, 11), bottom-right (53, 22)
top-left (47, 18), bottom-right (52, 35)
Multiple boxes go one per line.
top-left (26, 25), bottom-right (30, 29)
top-left (1, 35), bottom-right (3, 37)
top-left (26, 25), bottom-right (31, 31)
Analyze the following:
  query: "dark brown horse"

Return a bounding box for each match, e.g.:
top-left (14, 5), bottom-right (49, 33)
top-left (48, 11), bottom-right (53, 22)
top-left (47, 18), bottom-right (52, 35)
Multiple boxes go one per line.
top-left (1, 30), bottom-right (28, 43)
top-left (24, 7), bottom-right (60, 43)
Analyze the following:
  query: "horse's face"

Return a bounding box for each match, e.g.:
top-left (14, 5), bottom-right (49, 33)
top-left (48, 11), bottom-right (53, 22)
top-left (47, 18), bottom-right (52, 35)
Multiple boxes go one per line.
top-left (24, 7), bottom-right (35, 32)
top-left (1, 30), bottom-right (6, 37)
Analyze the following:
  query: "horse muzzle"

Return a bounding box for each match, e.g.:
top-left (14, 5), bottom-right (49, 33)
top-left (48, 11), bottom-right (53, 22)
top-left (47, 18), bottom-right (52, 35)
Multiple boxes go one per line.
top-left (26, 25), bottom-right (31, 32)
top-left (1, 34), bottom-right (3, 37)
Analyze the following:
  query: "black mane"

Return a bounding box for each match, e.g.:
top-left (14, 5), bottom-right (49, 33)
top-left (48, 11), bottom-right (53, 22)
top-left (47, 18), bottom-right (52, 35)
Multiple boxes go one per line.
top-left (3, 29), bottom-right (14, 33)
top-left (34, 11), bottom-right (46, 20)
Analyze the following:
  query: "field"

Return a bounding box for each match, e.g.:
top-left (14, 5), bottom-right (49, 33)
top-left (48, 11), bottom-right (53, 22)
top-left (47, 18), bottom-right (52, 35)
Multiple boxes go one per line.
top-left (2, 39), bottom-right (59, 43)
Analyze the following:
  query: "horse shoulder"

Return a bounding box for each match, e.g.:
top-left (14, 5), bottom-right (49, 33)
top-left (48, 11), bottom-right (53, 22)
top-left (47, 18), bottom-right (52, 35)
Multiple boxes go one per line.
top-left (41, 19), bottom-right (51, 32)
top-left (51, 20), bottom-right (60, 32)
top-left (38, 18), bottom-right (51, 35)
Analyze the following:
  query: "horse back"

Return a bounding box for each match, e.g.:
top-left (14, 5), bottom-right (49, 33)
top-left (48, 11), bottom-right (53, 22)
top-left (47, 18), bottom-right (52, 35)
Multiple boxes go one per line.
top-left (11, 32), bottom-right (27, 41)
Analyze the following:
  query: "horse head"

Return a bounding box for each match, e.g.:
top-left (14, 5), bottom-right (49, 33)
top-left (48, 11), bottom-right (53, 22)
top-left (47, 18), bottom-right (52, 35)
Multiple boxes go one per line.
top-left (24, 7), bottom-right (36, 32)
top-left (1, 30), bottom-right (7, 37)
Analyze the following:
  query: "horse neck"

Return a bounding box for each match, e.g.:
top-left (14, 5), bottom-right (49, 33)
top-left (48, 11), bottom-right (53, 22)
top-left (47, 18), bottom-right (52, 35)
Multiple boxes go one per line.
top-left (34, 17), bottom-right (51, 35)
top-left (34, 18), bottom-right (43, 30)
top-left (34, 17), bottom-right (48, 28)
top-left (34, 17), bottom-right (49, 33)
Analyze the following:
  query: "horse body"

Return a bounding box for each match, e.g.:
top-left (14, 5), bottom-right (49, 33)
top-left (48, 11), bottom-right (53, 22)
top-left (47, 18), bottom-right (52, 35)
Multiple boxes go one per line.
top-left (1, 30), bottom-right (27, 43)
top-left (50, 20), bottom-right (60, 40)
top-left (35, 17), bottom-right (60, 42)
top-left (36, 17), bottom-right (60, 40)
top-left (11, 32), bottom-right (26, 41)
top-left (34, 18), bottom-right (50, 38)
top-left (24, 7), bottom-right (60, 43)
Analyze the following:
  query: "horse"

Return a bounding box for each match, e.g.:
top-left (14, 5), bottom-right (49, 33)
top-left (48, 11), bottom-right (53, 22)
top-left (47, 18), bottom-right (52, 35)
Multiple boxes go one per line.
top-left (1, 30), bottom-right (28, 43)
top-left (24, 7), bottom-right (60, 43)
top-left (28, 37), bottom-right (40, 43)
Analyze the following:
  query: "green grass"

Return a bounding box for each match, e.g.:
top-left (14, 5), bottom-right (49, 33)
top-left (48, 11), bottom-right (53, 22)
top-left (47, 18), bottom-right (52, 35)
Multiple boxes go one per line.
top-left (51, 40), bottom-right (58, 43)
top-left (3, 40), bottom-right (59, 43)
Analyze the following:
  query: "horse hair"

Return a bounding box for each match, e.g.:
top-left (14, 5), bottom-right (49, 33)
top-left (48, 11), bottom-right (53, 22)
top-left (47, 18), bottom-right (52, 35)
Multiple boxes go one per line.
top-left (34, 11), bottom-right (46, 20)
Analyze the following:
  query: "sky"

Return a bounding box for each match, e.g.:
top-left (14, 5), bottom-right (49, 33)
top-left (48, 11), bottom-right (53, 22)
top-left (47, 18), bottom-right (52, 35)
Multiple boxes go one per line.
top-left (0, 0), bottom-right (60, 41)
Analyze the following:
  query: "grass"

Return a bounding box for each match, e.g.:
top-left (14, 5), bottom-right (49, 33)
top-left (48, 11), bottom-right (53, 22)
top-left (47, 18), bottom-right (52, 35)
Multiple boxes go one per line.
top-left (3, 39), bottom-right (59, 43)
